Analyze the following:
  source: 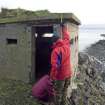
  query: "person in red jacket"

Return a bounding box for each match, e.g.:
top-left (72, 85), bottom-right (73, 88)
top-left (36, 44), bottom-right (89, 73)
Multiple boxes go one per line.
top-left (50, 24), bottom-right (72, 105)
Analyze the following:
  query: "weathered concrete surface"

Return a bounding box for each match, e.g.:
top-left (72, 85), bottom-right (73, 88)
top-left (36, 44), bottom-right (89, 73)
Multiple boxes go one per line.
top-left (0, 23), bottom-right (32, 82)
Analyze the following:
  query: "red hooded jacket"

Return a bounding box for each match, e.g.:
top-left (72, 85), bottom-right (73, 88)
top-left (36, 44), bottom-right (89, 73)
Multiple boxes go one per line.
top-left (50, 26), bottom-right (72, 80)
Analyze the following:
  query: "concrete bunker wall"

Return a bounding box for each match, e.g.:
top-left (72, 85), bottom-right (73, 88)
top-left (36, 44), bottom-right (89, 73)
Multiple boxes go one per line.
top-left (67, 23), bottom-right (79, 89)
top-left (0, 21), bottom-right (79, 83)
top-left (0, 23), bottom-right (31, 82)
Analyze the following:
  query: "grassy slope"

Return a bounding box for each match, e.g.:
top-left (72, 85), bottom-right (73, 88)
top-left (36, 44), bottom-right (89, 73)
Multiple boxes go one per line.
top-left (0, 79), bottom-right (41, 105)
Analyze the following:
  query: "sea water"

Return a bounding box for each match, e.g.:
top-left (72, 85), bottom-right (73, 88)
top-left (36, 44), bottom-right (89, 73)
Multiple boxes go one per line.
top-left (79, 29), bottom-right (105, 51)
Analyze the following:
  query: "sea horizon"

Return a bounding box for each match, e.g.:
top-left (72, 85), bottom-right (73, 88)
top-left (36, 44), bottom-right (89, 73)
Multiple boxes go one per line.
top-left (79, 25), bottom-right (105, 51)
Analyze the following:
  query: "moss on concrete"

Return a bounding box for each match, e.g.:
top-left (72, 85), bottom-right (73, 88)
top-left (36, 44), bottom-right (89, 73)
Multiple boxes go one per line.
top-left (0, 8), bottom-right (80, 24)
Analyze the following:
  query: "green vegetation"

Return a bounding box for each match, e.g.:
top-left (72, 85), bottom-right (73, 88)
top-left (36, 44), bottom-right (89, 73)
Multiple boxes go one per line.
top-left (0, 8), bottom-right (51, 23)
top-left (0, 8), bottom-right (50, 18)
top-left (0, 79), bottom-right (41, 105)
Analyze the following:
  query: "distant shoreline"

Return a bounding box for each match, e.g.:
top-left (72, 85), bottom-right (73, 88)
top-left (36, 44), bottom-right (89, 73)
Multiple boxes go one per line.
top-left (84, 39), bottom-right (105, 64)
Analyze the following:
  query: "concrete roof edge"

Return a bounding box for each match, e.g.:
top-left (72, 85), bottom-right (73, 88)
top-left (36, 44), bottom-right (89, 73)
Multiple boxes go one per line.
top-left (0, 13), bottom-right (81, 25)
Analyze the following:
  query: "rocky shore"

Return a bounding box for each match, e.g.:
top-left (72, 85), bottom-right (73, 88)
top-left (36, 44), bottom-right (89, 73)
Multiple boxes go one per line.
top-left (69, 52), bottom-right (105, 105)
top-left (85, 40), bottom-right (105, 64)
top-left (69, 40), bottom-right (105, 105)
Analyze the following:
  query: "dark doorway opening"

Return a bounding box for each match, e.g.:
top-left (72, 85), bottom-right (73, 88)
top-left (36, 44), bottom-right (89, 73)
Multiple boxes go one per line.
top-left (33, 25), bottom-right (58, 80)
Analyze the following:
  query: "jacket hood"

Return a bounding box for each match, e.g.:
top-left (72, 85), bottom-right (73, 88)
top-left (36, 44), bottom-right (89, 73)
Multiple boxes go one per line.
top-left (52, 39), bottom-right (64, 49)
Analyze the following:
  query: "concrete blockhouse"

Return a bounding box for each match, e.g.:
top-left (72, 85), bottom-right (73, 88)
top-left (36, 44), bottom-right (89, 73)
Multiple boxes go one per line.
top-left (0, 11), bottom-right (80, 84)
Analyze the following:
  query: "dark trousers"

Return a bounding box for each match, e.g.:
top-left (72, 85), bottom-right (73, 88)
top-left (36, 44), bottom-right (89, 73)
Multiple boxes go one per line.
top-left (53, 78), bottom-right (70, 105)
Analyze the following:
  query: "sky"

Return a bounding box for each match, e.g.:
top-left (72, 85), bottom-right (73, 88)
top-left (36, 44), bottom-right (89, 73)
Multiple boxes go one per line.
top-left (0, 0), bottom-right (105, 25)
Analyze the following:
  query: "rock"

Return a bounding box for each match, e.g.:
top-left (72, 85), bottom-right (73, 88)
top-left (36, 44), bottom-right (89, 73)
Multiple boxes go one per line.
top-left (86, 40), bottom-right (105, 64)
top-left (69, 52), bottom-right (105, 105)
top-left (85, 40), bottom-right (105, 83)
